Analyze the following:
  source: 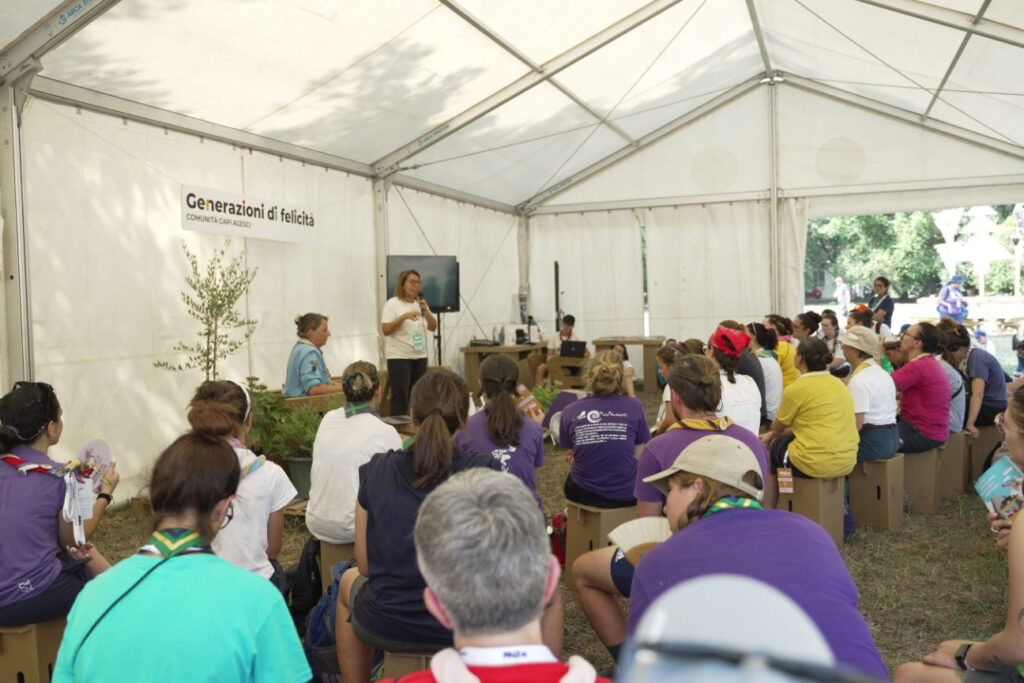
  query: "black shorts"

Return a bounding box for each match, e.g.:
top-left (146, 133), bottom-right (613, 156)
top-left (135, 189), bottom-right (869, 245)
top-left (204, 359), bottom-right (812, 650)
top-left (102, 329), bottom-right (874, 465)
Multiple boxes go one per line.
top-left (0, 552), bottom-right (91, 627)
top-left (768, 434), bottom-right (812, 478)
top-left (564, 475), bottom-right (635, 509)
top-left (609, 548), bottom-right (634, 597)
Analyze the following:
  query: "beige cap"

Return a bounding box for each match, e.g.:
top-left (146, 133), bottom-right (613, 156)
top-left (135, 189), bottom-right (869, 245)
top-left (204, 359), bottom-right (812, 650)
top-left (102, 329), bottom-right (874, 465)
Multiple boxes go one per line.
top-left (642, 434), bottom-right (764, 502)
top-left (837, 326), bottom-right (877, 356)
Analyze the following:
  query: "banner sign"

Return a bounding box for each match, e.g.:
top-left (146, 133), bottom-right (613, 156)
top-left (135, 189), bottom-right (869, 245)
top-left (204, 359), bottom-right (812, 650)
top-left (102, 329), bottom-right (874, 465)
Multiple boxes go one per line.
top-left (181, 185), bottom-right (316, 243)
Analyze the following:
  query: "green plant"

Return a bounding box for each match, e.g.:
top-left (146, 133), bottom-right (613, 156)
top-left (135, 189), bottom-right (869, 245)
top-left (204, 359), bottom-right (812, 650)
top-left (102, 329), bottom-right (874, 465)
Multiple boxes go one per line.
top-left (245, 377), bottom-right (341, 458)
top-left (530, 381), bottom-right (563, 413)
top-left (154, 239), bottom-right (258, 380)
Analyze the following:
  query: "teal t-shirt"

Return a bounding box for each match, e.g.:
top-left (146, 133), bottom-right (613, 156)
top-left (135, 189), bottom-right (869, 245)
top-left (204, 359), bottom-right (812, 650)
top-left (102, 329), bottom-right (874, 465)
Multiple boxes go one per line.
top-left (52, 554), bottom-right (310, 683)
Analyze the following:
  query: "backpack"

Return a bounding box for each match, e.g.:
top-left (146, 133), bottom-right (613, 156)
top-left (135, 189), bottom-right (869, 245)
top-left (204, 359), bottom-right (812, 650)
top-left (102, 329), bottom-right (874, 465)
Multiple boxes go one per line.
top-left (286, 536), bottom-right (322, 635)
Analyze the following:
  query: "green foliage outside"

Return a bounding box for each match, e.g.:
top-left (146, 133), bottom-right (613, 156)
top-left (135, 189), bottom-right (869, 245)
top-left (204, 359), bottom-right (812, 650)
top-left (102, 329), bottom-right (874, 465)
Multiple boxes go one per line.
top-left (154, 240), bottom-right (258, 380)
top-left (806, 207), bottom-right (1022, 300)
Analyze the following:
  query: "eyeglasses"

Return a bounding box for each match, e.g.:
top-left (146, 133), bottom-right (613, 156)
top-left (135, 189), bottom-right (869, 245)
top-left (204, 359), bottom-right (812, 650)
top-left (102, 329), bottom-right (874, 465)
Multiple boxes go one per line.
top-left (900, 332), bottom-right (919, 341)
top-left (220, 501), bottom-right (234, 530)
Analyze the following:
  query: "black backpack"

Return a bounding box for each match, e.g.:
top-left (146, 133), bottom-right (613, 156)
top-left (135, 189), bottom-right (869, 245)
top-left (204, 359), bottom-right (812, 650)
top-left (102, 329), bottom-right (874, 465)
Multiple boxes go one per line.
top-left (286, 536), bottom-right (322, 635)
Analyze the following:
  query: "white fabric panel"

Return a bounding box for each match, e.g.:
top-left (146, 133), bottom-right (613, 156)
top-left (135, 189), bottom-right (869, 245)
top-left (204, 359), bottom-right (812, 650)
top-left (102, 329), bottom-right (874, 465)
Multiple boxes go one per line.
top-left (937, 37), bottom-right (1024, 146)
top-left (40, 0), bottom-right (526, 163)
top-left (777, 198), bottom-right (809, 320)
top-left (21, 99), bottom-right (374, 493)
top-left (0, 0), bottom-right (63, 51)
top-left (777, 86), bottom-right (1024, 191)
top-left (545, 88), bottom-right (771, 206)
top-left (386, 188), bottom-right (520, 373)
top-left (556, 0), bottom-right (762, 136)
top-left (644, 202), bottom-right (772, 341)
top-left (527, 212), bottom-right (644, 343)
top-left (456, 0), bottom-right (651, 65)
top-left (985, 0), bottom-right (1024, 25)
top-left (404, 82), bottom-right (625, 205)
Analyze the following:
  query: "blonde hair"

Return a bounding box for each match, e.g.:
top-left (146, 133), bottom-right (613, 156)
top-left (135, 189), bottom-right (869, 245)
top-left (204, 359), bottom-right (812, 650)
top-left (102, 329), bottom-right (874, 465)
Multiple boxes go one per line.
top-left (585, 351), bottom-right (625, 397)
top-left (667, 472), bottom-right (760, 530)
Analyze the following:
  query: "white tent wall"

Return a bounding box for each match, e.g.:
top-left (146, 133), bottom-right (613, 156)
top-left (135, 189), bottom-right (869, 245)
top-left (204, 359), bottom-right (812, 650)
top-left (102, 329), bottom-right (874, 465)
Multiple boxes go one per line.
top-left (527, 212), bottom-right (644, 343)
top-left (20, 98), bottom-right (375, 494)
top-left (385, 186), bottom-right (520, 374)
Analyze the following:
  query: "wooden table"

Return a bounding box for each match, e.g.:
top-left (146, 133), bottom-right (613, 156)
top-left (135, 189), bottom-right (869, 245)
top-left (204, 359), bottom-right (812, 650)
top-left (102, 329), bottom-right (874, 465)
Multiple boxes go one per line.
top-left (593, 336), bottom-right (666, 391)
top-left (460, 341), bottom-right (546, 390)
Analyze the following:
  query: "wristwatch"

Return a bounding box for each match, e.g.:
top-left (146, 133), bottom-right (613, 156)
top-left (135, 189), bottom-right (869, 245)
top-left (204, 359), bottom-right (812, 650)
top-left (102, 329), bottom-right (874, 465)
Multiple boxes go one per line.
top-left (955, 643), bottom-right (974, 671)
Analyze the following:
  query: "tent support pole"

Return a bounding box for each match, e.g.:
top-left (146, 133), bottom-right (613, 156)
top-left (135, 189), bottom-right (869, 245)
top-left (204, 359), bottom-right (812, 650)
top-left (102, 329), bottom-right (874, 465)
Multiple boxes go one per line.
top-left (769, 80), bottom-right (781, 314)
top-left (0, 76), bottom-right (36, 386)
top-left (372, 178), bottom-right (391, 370)
top-left (517, 214), bottom-right (530, 325)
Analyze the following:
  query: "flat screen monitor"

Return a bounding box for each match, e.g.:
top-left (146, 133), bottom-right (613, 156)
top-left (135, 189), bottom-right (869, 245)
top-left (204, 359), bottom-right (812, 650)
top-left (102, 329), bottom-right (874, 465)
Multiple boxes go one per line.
top-left (386, 255), bottom-right (460, 313)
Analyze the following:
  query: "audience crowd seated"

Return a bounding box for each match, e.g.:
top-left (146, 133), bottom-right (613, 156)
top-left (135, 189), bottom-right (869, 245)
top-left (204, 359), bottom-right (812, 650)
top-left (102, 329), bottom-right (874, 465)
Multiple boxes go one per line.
top-left (963, 329), bottom-right (1009, 438)
top-left (820, 311), bottom-right (850, 377)
top-left (891, 322), bottom-right (951, 453)
top-left (53, 409), bottom-right (310, 681)
top-left (559, 351), bottom-right (650, 509)
top-left (307, 361), bottom-right (402, 545)
top-left (189, 380), bottom-right (296, 589)
top-left (283, 312), bottom-right (343, 397)
top-left (717, 320), bottom-right (767, 426)
top-left (0, 383), bottom-right (116, 627)
top-left (652, 342), bottom-right (684, 435)
top-left (746, 321), bottom-right (784, 423)
top-left (764, 314), bottom-right (800, 387)
top-left (612, 343), bottom-right (637, 397)
top-left (631, 435), bottom-right (888, 679)
top-left (707, 326), bottom-right (762, 435)
top-left (935, 318), bottom-right (969, 434)
top-left (760, 337), bottom-right (859, 480)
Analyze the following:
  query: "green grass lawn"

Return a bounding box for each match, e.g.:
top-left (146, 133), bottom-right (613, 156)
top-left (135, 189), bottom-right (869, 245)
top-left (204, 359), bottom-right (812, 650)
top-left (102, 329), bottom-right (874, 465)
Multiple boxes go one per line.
top-left (92, 389), bottom-right (1009, 678)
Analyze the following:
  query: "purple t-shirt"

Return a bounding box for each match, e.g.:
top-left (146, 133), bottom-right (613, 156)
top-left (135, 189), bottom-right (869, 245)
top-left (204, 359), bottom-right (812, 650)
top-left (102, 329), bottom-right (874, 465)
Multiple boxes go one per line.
top-left (0, 445), bottom-right (65, 608)
top-left (628, 509), bottom-right (887, 679)
top-left (968, 349), bottom-right (1008, 411)
top-left (891, 355), bottom-right (951, 442)
top-left (560, 395), bottom-right (650, 501)
top-left (634, 424), bottom-right (769, 503)
top-left (456, 411), bottom-right (545, 505)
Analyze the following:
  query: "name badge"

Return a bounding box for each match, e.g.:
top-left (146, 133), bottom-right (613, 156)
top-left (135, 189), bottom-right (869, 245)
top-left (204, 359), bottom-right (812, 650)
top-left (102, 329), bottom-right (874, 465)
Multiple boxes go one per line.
top-left (412, 332), bottom-right (425, 353)
top-left (777, 467), bottom-right (794, 494)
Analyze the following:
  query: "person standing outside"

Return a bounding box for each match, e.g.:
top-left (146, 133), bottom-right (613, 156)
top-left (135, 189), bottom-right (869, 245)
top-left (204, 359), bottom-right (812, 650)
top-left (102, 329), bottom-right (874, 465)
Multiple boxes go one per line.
top-left (381, 269), bottom-right (437, 417)
top-left (869, 277), bottom-right (895, 329)
top-left (834, 276), bottom-right (851, 317)
top-left (936, 274), bottom-right (968, 324)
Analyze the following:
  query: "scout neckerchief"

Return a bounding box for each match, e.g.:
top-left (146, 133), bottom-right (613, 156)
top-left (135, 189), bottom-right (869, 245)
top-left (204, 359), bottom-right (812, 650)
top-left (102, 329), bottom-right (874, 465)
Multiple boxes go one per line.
top-left (667, 416), bottom-right (733, 432)
top-left (850, 358), bottom-right (876, 380)
top-left (1, 450), bottom-right (94, 479)
top-left (755, 348), bottom-right (777, 361)
top-left (3, 447), bottom-right (96, 545)
top-left (138, 528), bottom-right (213, 558)
top-left (229, 438), bottom-right (265, 478)
top-left (344, 402), bottom-right (378, 418)
top-left (702, 495), bottom-right (764, 518)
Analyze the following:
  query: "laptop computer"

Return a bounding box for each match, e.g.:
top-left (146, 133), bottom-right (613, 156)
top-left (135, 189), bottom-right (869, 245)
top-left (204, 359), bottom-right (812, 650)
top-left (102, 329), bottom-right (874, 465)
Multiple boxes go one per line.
top-left (560, 340), bottom-right (587, 358)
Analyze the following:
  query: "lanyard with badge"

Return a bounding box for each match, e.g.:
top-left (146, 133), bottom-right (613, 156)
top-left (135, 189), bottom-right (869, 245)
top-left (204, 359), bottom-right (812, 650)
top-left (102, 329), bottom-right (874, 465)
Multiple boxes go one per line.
top-left (411, 301), bottom-right (427, 353)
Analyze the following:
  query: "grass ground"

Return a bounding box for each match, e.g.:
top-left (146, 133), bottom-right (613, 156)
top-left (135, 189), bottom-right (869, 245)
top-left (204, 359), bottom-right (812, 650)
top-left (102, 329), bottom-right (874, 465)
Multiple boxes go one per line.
top-left (92, 389), bottom-right (1008, 678)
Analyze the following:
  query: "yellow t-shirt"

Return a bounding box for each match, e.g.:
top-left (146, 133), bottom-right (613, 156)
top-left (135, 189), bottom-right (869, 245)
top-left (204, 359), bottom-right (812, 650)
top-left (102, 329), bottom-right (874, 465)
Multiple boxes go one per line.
top-left (776, 341), bottom-right (800, 388)
top-left (776, 371), bottom-right (858, 478)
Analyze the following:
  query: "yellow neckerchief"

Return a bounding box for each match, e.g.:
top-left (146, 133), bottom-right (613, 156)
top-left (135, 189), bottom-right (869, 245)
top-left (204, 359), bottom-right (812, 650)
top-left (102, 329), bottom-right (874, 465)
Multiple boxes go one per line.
top-left (667, 416), bottom-right (734, 432)
top-left (850, 358), bottom-right (876, 379)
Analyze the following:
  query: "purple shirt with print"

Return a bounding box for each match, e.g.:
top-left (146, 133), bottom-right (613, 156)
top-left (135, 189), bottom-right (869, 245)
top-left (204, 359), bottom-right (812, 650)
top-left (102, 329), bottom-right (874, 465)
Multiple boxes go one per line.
top-left (629, 509), bottom-right (887, 679)
top-left (634, 424), bottom-right (769, 503)
top-left (0, 445), bottom-right (65, 607)
top-left (456, 411), bottom-right (545, 505)
top-left (559, 394), bottom-right (650, 501)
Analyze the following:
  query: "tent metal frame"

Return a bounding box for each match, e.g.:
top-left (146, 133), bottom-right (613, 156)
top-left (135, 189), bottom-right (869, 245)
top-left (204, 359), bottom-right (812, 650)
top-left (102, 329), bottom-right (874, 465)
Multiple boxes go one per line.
top-left (854, 0), bottom-right (1024, 50)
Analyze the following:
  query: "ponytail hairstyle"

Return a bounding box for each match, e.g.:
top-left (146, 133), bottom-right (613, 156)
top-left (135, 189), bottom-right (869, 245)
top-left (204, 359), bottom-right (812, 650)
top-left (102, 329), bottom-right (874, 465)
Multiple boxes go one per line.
top-left (668, 354), bottom-right (722, 414)
top-left (0, 382), bottom-right (61, 452)
top-left (711, 347), bottom-right (740, 384)
top-left (746, 322), bottom-right (778, 351)
top-left (764, 314), bottom-right (793, 337)
top-left (479, 354), bottom-right (522, 448)
top-left (585, 351), bottom-right (625, 397)
top-left (796, 311), bottom-right (822, 335)
top-left (342, 361), bottom-right (379, 403)
top-left (796, 337), bottom-right (832, 372)
top-left (657, 343), bottom-right (682, 367)
top-left (679, 339), bottom-right (707, 356)
top-left (936, 317), bottom-right (971, 369)
top-left (150, 432), bottom-right (240, 542)
top-left (409, 369), bottom-right (469, 489)
top-left (188, 381), bottom-right (249, 439)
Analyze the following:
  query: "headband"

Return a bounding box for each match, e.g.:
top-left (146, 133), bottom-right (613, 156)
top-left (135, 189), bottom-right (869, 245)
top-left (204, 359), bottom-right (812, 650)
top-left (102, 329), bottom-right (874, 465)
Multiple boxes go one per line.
top-left (228, 380), bottom-right (251, 422)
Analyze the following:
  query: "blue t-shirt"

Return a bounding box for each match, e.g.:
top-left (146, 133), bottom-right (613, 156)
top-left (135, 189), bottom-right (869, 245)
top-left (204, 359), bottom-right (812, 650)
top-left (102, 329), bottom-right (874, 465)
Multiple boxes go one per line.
top-left (53, 553), bottom-right (310, 683)
top-left (968, 349), bottom-right (1008, 411)
top-left (282, 340), bottom-right (331, 397)
top-left (455, 411), bottom-right (545, 506)
top-left (869, 294), bottom-right (894, 328)
top-left (559, 394), bottom-right (650, 501)
top-left (629, 509), bottom-right (888, 679)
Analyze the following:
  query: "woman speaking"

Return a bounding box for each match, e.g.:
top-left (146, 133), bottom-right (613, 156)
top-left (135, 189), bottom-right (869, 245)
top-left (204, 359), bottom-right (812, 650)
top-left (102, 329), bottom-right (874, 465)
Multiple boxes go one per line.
top-left (381, 269), bottom-right (437, 417)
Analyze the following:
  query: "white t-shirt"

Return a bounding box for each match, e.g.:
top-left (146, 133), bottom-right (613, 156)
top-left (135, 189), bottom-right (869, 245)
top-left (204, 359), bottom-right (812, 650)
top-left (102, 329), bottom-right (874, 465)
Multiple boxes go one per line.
top-left (306, 409), bottom-right (403, 544)
top-left (756, 355), bottom-right (783, 422)
top-left (655, 383), bottom-right (672, 425)
top-left (212, 446), bottom-right (297, 578)
top-left (381, 297), bottom-right (431, 360)
top-left (718, 370), bottom-right (762, 435)
top-left (846, 360), bottom-right (898, 426)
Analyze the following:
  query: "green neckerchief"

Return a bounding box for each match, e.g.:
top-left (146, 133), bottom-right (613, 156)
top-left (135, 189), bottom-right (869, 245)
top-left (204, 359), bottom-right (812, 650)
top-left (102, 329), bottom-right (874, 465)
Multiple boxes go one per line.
top-left (139, 528), bottom-right (213, 558)
top-left (668, 416), bottom-right (734, 432)
top-left (755, 349), bottom-right (777, 361)
top-left (344, 401), bottom-right (378, 418)
top-left (702, 495), bottom-right (764, 518)
top-left (880, 354), bottom-right (893, 373)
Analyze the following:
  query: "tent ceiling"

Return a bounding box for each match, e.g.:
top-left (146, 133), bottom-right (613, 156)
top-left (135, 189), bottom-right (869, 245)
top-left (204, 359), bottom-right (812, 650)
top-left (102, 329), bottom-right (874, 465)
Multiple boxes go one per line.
top-left (3, 0), bottom-right (1023, 212)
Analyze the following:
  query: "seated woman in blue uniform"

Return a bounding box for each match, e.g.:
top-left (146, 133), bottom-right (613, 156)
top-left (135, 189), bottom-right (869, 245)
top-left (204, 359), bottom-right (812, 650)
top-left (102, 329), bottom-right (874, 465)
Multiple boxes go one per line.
top-left (283, 313), bottom-right (343, 397)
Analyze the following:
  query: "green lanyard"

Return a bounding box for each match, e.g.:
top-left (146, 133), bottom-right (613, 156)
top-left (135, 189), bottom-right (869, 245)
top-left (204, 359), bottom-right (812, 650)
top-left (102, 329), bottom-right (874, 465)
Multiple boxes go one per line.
top-left (701, 496), bottom-right (764, 518)
top-left (345, 402), bottom-right (378, 418)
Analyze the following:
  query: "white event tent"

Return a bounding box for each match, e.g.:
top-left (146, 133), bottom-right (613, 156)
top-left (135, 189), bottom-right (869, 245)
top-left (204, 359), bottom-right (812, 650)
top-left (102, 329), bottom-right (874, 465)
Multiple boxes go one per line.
top-left (2, 0), bottom-right (1024, 489)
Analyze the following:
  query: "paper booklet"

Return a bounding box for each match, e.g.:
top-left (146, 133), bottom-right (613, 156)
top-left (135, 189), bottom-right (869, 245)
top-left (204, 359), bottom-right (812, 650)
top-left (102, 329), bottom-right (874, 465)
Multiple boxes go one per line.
top-left (975, 453), bottom-right (1024, 521)
top-left (607, 517), bottom-right (671, 565)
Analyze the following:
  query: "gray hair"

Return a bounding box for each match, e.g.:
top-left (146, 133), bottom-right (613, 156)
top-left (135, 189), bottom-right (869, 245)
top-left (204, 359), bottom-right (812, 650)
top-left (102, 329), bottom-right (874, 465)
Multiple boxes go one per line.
top-left (414, 469), bottom-right (549, 636)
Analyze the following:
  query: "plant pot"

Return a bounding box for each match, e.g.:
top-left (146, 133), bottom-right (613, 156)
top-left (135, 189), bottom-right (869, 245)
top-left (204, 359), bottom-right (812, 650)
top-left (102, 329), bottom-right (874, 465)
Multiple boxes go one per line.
top-left (286, 456), bottom-right (313, 499)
